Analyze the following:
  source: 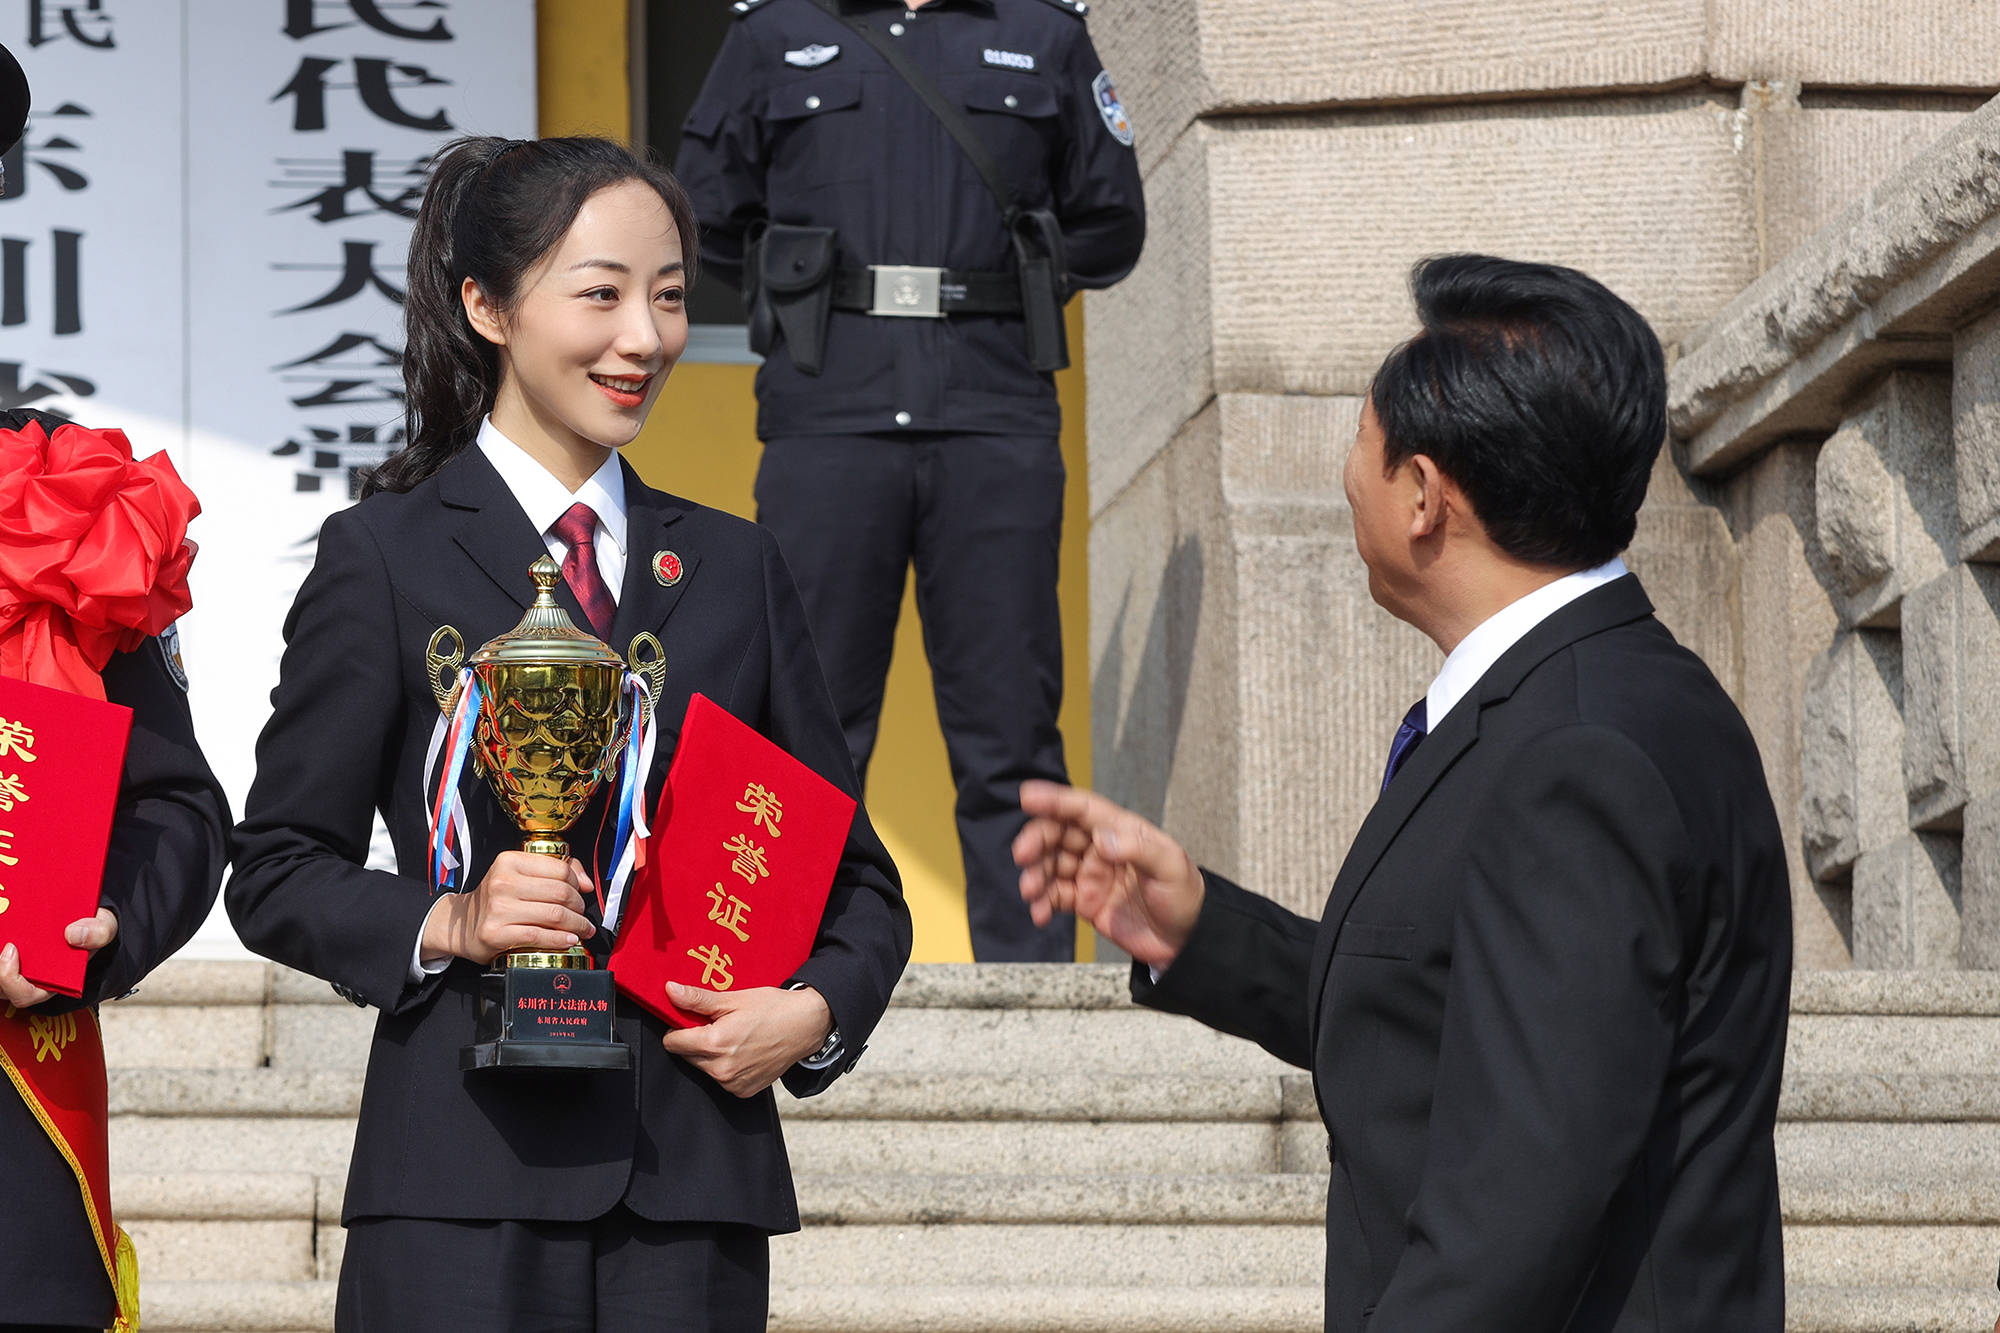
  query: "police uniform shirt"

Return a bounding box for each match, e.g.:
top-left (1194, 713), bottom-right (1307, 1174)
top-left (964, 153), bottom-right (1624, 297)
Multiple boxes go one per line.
top-left (677, 0), bottom-right (1145, 440)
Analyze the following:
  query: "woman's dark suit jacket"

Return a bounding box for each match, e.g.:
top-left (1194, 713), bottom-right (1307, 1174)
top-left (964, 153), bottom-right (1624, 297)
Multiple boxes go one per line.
top-left (227, 445), bottom-right (910, 1231)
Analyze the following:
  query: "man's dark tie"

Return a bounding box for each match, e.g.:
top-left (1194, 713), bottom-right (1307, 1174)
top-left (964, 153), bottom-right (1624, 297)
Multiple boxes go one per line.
top-left (1381, 698), bottom-right (1427, 792)
top-left (551, 502), bottom-right (616, 637)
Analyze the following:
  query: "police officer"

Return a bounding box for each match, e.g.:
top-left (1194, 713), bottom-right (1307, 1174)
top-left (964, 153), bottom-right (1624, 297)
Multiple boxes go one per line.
top-left (677, 0), bottom-right (1144, 961)
top-left (0, 43), bottom-right (232, 1331)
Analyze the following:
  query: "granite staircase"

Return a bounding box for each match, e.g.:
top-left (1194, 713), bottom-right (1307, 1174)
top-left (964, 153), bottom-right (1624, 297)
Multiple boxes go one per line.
top-left (87, 963), bottom-right (2000, 1332)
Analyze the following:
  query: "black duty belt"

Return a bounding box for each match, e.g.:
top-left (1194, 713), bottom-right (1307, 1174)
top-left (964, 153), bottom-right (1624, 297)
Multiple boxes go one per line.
top-left (830, 265), bottom-right (1022, 318)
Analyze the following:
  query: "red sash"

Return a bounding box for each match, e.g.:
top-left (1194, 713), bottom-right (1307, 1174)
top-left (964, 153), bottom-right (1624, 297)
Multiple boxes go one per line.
top-left (0, 1004), bottom-right (138, 1331)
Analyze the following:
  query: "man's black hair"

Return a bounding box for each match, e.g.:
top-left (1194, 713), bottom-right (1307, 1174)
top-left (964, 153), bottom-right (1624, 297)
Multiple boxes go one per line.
top-left (1369, 254), bottom-right (1666, 569)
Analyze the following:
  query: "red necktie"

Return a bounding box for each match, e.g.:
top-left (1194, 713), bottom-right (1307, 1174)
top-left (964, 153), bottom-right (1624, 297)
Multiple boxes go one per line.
top-left (551, 502), bottom-right (615, 638)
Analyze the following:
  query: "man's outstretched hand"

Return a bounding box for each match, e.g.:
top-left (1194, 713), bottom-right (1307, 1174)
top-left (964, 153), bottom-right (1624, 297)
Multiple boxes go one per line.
top-left (1013, 780), bottom-right (1203, 970)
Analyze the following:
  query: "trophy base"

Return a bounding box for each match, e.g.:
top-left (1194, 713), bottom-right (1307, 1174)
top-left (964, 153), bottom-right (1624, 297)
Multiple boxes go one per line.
top-left (459, 1039), bottom-right (632, 1072)
top-left (462, 954), bottom-right (631, 1073)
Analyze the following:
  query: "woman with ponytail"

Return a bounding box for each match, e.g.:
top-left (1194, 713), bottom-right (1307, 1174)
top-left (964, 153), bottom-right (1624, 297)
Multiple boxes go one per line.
top-left (227, 136), bottom-right (910, 1330)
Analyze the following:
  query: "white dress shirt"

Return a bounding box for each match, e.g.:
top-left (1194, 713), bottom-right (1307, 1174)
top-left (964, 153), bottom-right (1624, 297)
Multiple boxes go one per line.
top-left (409, 421), bottom-right (632, 980)
top-left (1421, 557), bottom-right (1628, 733)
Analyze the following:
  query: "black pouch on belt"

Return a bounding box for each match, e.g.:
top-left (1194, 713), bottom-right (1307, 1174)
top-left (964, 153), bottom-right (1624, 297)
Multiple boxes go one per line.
top-left (751, 222), bottom-right (838, 374)
top-left (1008, 207), bottom-right (1071, 374)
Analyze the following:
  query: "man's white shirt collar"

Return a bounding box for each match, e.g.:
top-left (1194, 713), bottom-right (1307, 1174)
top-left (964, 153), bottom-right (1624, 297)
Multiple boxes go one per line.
top-left (476, 416), bottom-right (628, 561)
top-left (1423, 558), bottom-right (1628, 733)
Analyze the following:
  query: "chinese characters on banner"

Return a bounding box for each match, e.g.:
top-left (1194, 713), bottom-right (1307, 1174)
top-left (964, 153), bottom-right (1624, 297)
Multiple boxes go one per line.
top-left (3, 1), bottom-right (534, 956)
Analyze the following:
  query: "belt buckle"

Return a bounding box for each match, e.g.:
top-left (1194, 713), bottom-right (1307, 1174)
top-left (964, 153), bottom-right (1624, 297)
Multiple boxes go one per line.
top-left (870, 265), bottom-right (944, 318)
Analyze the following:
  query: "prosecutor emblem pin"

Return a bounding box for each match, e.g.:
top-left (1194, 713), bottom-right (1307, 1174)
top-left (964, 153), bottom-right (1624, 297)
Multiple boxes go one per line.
top-left (653, 550), bottom-right (685, 587)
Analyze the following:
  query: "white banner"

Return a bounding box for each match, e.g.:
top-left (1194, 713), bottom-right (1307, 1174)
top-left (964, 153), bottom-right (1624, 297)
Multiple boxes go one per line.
top-left (4, 0), bottom-right (537, 957)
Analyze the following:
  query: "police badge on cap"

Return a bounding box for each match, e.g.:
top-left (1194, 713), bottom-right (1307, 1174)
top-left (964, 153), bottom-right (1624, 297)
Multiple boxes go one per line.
top-left (0, 42), bottom-right (29, 169)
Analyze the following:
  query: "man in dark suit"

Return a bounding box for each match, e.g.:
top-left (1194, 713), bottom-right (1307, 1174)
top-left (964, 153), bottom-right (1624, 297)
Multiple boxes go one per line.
top-left (1016, 254), bottom-right (1792, 1332)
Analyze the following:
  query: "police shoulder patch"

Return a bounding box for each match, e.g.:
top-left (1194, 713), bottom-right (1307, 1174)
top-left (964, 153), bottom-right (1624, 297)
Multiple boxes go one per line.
top-left (1025, 0), bottom-right (1088, 17)
top-left (1091, 69), bottom-right (1133, 146)
top-left (159, 621), bottom-right (189, 692)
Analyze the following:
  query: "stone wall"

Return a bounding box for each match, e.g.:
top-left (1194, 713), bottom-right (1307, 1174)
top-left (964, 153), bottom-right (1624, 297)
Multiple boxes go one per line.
top-left (1081, 1), bottom-right (2000, 960)
top-left (1671, 98), bottom-right (2000, 971)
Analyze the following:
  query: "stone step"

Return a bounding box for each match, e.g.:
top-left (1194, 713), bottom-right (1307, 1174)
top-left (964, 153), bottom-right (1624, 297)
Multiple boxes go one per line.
top-left (100, 962), bottom-right (2000, 1080)
top-left (128, 1282), bottom-right (2000, 1333)
top-left (103, 1062), bottom-right (2000, 1128)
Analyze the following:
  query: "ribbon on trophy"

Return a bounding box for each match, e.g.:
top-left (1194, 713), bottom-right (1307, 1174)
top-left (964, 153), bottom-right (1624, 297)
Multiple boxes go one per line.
top-left (601, 669), bottom-right (658, 937)
top-left (423, 666), bottom-right (484, 894)
top-left (420, 664), bottom-right (657, 933)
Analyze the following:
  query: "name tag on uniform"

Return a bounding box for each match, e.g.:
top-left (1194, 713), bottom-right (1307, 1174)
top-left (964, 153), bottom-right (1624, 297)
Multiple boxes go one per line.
top-left (784, 43), bottom-right (840, 68)
top-left (982, 48), bottom-right (1037, 71)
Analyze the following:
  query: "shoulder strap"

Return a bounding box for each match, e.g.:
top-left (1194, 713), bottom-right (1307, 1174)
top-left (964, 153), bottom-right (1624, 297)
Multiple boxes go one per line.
top-left (810, 0), bottom-right (1023, 216)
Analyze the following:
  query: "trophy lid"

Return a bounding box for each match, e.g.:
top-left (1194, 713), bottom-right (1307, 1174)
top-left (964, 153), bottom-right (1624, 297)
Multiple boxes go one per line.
top-left (469, 556), bottom-right (628, 669)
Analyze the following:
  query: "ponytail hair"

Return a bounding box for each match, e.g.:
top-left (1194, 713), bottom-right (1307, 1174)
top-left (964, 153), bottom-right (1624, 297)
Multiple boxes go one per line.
top-left (365, 135), bottom-right (700, 497)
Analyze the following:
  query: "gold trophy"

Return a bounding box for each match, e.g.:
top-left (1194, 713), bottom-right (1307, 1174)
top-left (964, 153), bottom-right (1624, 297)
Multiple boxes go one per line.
top-left (426, 556), bottom-right (666, 1072)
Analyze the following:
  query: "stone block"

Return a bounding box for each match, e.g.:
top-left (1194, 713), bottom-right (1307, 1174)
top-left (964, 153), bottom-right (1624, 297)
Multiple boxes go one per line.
top-left (1811, 371), bottom-right (1955, 626)
top-left (1954, 304), bottom-right (2000, 561)
top-left (1712, 0), bottom-right (2000, 91)
top-left (139, 1278), bottom-right (337, 1333)
top-left (767, 1284), bottom-right (1327, 1331)
top-left (120, 1218), bottom-right (316, 1283)
top-left (1777, 1120), bottom-right (2000, 1187)
top-left (860, 1005), bottom-right (1294, 1077)
top-left (778, 1119), bottom-right (1279, 1177)
top-left (1094, 0), bottom-right (1707, 150)
top-left (1626, 449), bottom-right (1739, 696)
top-left (771, 1222), bottom-right (1326, 1289)
top-left (1756, 95), bottom-right (1980, 266)
top-left (267, 1002), bottom-right (375, 1069)
top-left (1960, 793), bottom-right (2000, 968)
top-left (1783, 1223), bottom-right (2000, 1289)
top-left (1901, 564), bottom-right (2000, 828)
top-left (1785, 1014), bottom-right (2000, 1074)
top-left (1798, 630), bottom-right (1904, 882)
top-left (1084, 126), bottom-right (1213, 514)
top-left (1093, 97), bottom-right (1761, 479)
top-left (98, 1004), bottom-right (265, 1070)
top-left (1851, 834), bottom-right (1962, 968)
top-left (108, 1116), bottom-right (358, 1178)
top-left (1729, 442), bottom-right (1848, 966)
top-left (790, 1172), bottom-right (1325, 1226)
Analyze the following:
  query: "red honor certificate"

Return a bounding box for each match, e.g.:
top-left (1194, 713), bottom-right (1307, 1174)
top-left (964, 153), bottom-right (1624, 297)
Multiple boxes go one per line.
top-left (612, 693), bottom-right (856, 1027)
top-left (0, 673), bottom-right (132, 997)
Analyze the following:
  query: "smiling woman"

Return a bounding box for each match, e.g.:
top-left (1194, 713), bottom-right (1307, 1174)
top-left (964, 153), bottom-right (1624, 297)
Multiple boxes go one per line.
top-left (223, 133), bottom-right (911, 1333)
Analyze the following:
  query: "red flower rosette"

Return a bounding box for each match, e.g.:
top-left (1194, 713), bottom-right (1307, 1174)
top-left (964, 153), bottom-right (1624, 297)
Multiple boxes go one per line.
top-left (0, 420), bottom-right (200, 700)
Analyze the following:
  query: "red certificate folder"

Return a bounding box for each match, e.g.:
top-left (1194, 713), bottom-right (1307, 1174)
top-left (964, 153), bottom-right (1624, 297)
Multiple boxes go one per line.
top-left (612, 693), bottom-right (856, 1028)
top-left (0, 674), bottom-right (132, 997)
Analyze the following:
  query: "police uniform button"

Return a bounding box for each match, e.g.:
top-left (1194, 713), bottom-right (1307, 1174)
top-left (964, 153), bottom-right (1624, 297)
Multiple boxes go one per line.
top-left (805, 94), bottom-right (822, 110)
top-left (1004, 94), bottom-right (1019, 109)
top-left (894, 411), bottom-right (913, 426)
top-left (889, 21), bottom-right (905, 35)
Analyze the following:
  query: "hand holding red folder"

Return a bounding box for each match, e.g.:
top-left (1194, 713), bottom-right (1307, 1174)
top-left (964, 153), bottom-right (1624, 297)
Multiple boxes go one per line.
top-left (612, 693), bottom-right (856, 1029)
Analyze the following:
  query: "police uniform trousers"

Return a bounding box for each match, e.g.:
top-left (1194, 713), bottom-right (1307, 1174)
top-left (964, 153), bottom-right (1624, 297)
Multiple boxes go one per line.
top-left (334, 1209), bottom-right (768, 1332)
top-left (755, 431), bottom-right (1076, 962)
top-left (0, 1084), bottom-right (115, 1331)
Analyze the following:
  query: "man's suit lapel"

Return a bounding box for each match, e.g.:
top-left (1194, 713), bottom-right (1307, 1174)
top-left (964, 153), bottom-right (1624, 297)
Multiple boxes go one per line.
top-left (605, 459), bottom-right (702, 661)
top-left (1305, 575), bottom-right (1659, 1011)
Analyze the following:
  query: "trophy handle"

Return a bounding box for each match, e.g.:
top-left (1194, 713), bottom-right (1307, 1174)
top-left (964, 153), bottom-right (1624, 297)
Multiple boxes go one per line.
top-left (628, 632), bottom-right (667, 728)
top-left (426, 625), bottom-right (465, 717)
